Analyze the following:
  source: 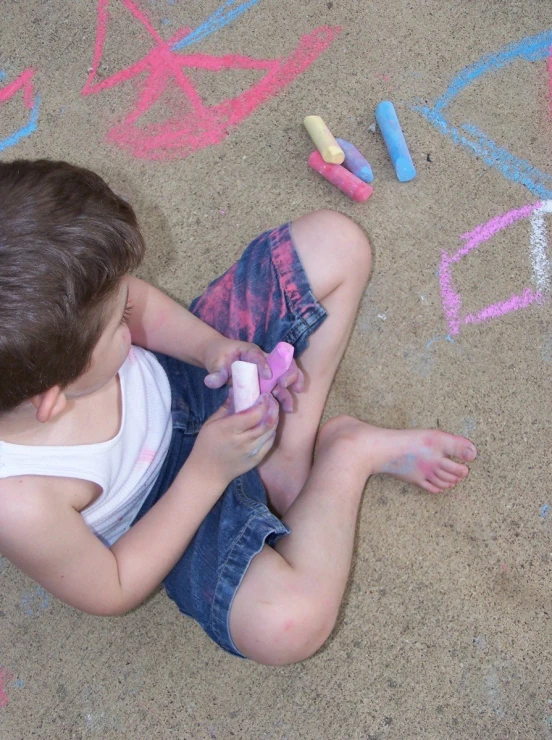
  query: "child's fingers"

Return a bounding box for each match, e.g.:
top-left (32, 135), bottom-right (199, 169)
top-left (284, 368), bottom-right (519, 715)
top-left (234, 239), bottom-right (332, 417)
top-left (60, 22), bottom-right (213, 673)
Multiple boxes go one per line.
top-left (270, 385), bottom-right (294, 413)
top-left (278, 362), bottom-right (305, 394)
top-left (208, 400), bottom-right (233, 422)
top-left (288, 364), bottom-right (305, 393)
top-left (204, 367), bottom-right (229, 389)
top-left (247, 428), bottom-right (278, 459)
top-left (231, 394), bottom-right (276, 432)
top-left (239, 346), bottom-right (272, 380)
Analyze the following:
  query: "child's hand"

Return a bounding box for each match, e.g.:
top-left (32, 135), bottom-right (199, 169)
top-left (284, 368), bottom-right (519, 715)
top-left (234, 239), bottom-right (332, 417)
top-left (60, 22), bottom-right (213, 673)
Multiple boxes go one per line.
top-left (191, 394), bottom-right (280, 484)
top-left (203, 337), bottom-right (304, 413)
top-left (266, 360), bottom-right (304, 413)
top-left (203, 338), bottom-right (271, 390)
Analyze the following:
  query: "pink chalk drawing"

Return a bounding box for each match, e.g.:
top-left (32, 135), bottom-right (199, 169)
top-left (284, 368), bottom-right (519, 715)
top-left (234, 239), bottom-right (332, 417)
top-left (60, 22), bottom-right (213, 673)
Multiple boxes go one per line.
top-left (82, 0), bottom-right (340, 159)
top-left (549, 45), bottom-right (552, 117)
top-left (0, 666), bottom-right (14, 709)
top-left (439, 200), bottom-right (552, 334)
top-left (0, 68), bottom-right (40, 153)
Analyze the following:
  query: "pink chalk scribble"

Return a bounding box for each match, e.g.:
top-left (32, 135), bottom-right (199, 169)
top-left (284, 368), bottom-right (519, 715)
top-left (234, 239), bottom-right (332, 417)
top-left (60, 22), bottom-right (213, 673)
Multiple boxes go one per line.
top-left (0, 68), bottom-right (39, 153)
top-left (0, 666), bottom-right (14, 709)
top-left (0, 68), bottom-right (35, 109)
top-left (549, 45), bottom-right (552, 117)
top-left (439, 201), bottom-right (552, 334)
top-left (82, 0), bottom-right (340, 159)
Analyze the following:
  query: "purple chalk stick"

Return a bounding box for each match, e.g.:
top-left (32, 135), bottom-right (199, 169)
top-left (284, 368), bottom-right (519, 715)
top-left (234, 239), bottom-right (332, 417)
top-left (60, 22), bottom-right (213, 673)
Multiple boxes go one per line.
top-left (336, 138), bottom-right (374, 183)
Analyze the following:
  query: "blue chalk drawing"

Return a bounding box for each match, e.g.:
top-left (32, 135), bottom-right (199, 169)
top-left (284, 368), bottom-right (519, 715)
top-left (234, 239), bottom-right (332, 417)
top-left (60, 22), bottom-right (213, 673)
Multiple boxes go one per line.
top-left (171, 0), bottom-right (261, 51)
top-left (21, 585), bottom-right (50, 616)
top-left (542, 336), bottom-right (552, 362)
top-left (0, 67), bottom-right (40, 154)
top-left (425, 334), bottom-right (454, 350)
top-left (414, 30), bottom-right (552, 198)
top-left (460, 416), bottom-right (477, 438)
top-left (541, 503), bottom-right (550, 519)
top-left (0, 95), bottom-right (40, 154)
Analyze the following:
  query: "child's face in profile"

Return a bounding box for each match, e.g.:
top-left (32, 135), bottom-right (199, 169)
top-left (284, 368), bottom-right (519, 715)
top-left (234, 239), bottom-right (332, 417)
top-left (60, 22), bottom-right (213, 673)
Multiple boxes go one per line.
top-left (66, 278), bottom-right (132, 398)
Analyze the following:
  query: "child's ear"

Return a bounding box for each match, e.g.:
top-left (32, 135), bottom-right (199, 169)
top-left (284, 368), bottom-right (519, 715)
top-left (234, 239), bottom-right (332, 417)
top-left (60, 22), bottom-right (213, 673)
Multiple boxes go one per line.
top-left (30, 387), bottom-right (68, 423)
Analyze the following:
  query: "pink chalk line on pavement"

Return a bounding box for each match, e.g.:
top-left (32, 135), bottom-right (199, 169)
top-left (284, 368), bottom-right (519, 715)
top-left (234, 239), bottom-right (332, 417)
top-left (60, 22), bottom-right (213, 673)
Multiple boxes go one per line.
top-left (0, 666), bottom-right (14, 709)
top-left (0, 68), bottom-right (39, 152)
top-left (549, 45), bottom-right (552, 117)
top-left (439, 201), bottom-right (552, 335)
top-left (82, 0), bottom-right (340, 159)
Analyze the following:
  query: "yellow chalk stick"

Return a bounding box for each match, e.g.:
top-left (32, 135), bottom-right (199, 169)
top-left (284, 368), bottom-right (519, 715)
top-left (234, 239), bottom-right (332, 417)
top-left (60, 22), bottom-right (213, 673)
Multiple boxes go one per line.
top-left (303, 115), bottom-right (345, 164)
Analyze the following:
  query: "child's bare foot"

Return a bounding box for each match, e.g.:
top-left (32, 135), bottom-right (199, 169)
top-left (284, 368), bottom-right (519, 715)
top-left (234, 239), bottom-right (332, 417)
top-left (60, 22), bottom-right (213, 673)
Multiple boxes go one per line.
top-left (317, 415), bottom-right (477, 494)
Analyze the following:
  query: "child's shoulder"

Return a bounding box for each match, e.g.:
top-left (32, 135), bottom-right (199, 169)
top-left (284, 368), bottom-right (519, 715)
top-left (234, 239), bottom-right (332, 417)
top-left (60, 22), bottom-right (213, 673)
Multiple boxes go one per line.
top-left (0, 472), bottom-right (104, 606)
top-left (0, 473), bottom-right (100, 525)
top-left (0, 375), bottom-right (121, 523)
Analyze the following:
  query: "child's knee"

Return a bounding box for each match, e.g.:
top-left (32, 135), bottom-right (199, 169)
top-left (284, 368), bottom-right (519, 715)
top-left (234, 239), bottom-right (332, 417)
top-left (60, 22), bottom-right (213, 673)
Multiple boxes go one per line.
top-left (293, 209), bottom-right (372, 283)
top-left (235, 595), bottom-right (337, 666)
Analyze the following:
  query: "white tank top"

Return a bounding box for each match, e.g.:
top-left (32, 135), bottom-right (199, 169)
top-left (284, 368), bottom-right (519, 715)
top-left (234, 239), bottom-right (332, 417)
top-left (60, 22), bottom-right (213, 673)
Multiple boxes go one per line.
top-left (0, 347), bottom-right (172, 546)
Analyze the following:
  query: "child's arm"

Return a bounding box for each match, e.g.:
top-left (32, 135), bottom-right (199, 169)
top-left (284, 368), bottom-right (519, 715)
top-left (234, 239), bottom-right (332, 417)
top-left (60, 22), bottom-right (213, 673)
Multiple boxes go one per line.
top-left (0, 395), bottom-right (279, 615)
top-left (126, 276), bottom-right (304, 410)
top-left (126, 275), bottom-right (246, 371)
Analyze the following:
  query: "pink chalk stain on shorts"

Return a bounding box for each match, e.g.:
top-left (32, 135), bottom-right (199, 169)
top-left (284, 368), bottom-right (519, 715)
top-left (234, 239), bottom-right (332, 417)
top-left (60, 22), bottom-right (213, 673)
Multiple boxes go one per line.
top-left (82, 0), bottom-right (340, 160)
top-left (439, 201), bottom-right (551, 335)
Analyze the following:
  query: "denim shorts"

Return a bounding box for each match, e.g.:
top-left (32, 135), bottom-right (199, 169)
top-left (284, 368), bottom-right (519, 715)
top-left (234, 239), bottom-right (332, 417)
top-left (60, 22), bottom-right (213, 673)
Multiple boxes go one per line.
top-left (132, 222), bottom-right (327, 657)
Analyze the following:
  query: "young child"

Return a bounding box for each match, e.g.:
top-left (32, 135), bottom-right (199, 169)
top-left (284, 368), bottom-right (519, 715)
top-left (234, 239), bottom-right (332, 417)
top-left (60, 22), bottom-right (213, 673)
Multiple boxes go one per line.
top-left (0, 159), bottom-right (477, 665)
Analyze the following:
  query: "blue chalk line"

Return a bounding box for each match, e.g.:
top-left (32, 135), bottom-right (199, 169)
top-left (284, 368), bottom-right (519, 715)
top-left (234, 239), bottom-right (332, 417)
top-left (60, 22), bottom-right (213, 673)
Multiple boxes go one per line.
top-left (0, 94), bottom-right (40, 153)
top-left (171, 0), bottom-right (262, 51)
top-left (425, 334), bottom-right (454, 350)
top-left (413, 30), bottom-right (552, 199)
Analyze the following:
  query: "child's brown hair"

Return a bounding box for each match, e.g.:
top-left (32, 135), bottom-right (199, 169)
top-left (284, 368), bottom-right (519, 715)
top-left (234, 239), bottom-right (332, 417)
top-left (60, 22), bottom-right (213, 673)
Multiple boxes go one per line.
top-left (0, 159), bottom-right (145, 413)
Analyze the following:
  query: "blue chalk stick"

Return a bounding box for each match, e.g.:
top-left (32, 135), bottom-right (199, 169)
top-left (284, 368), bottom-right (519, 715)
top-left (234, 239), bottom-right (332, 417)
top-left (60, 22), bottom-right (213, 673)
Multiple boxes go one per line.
top-left (375, 101), bottom-right (416, 182)
top-left (335, 138), bottom-right (374, 183)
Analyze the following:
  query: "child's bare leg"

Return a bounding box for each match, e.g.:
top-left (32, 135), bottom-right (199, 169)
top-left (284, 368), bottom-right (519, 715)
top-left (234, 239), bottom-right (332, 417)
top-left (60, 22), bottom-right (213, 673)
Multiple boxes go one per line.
top-left (258, 210), bottom-right (371, 514)
top-left (230, 417), bottom-right (477, 666)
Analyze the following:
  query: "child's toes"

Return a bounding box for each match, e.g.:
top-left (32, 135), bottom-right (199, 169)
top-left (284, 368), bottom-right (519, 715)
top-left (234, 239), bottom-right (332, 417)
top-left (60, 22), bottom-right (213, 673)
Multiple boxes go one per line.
top-left (440, 457), bottom-right (470, 478)
top-left (422, 479), bottom-right (445, 494)
top-left (433, 469), bottom-right (461, 485)
top-left (427, 471), bottom-right (458, 489)
top-left (444, 435), bottom-right (477, 462)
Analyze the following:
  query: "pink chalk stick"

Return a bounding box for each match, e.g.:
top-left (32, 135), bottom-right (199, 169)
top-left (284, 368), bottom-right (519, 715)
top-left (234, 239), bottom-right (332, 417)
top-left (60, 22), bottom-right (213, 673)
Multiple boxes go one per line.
top-left (260, 342), bottom-right (294, 394)
top-left (308, 150), bottom-right (373, 202)
top-left (232, 360), bottom-right (260, 412)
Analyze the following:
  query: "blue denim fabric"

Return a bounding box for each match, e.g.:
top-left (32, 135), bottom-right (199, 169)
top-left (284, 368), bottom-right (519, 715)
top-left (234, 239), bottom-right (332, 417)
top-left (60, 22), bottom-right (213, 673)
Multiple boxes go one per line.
top-left (132, 222), bottom-right (327, 656)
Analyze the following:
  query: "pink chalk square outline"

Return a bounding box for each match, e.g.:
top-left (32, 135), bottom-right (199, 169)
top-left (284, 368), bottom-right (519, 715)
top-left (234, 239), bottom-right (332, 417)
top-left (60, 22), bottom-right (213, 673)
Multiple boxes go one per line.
top-left (439, 201), bottom-right (551, 335)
